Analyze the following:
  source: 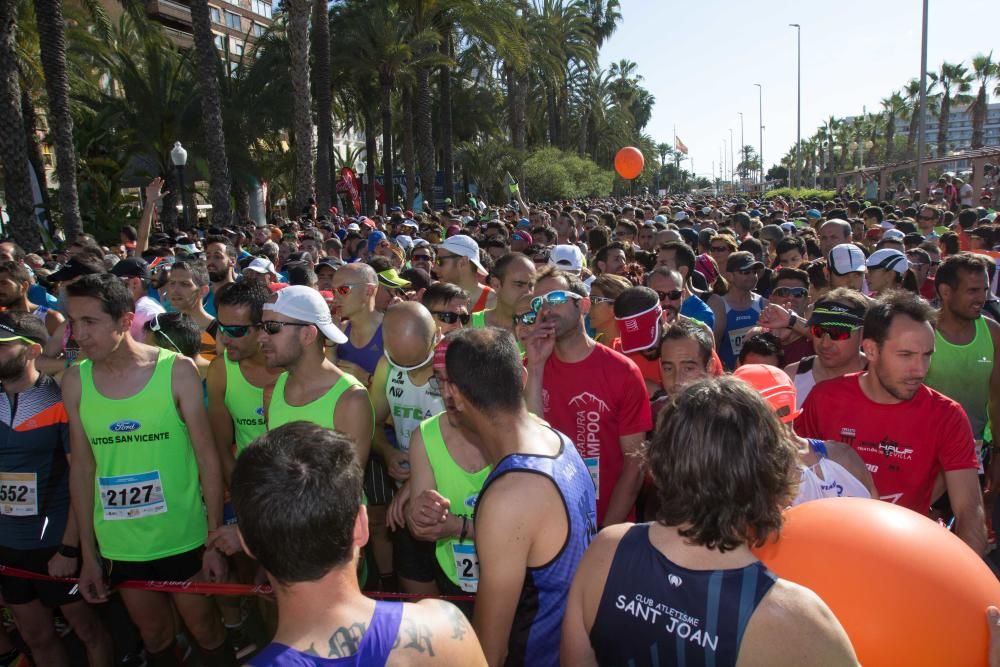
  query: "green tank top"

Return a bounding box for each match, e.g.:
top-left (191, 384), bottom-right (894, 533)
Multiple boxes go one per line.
top-left (925, 316), bottom-right (994, 439)
top-left (421, 413), bottom-right (491, 591)
top-left (268, 371), bottom-right (371, 432)
top-left (79, 349), bottom-right (207, 561)
top-left (470, 310), bottom-right (487, 329)
top-left (223, 351), bottom-right (267, 455)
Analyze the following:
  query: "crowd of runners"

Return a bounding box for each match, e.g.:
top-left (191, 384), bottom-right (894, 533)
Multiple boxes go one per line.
top-left (2, 176), bottom-right (1000, 666)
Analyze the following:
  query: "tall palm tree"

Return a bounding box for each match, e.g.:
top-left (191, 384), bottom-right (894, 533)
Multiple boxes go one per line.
top-left (32, 0), bottom-right (82, 239)
top-left (880, 91), bottom-right (906, 163)
top-left (934, 61), bottom-right (973, 157)
top-left (286, 0), bottom-right (314, 214)
top-left (188, 0), bottom-right (232, 227)
top-left (312, 0), bottom-right (333, 212)
top-left (0, 1), bottom-right (42, 249)
top-left (970, 53), bottom-right (996, 149)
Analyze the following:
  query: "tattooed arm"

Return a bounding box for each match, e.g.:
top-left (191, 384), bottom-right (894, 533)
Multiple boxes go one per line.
top-left (386, 600), bottom-right (486, 666)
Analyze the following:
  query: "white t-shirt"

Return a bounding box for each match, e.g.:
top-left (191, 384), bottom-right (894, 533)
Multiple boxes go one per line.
top-left (132, 295), bottom-right (166, 343)
top-left (960, 183), bottom-right (974, 207)
top-left (793, 458), bottom-right (870, 505)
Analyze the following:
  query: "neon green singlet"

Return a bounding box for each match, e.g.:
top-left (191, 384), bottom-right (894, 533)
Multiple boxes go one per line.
top-left (420, 413), bottom-right (491, 591)
top-left (223, 351), bottom-right (267, 455)
top-left (470, 310), bottom-right (487, 329)
top-left (925, 316), bottom-right (994, 440)
top-left (268, 371), bottom-right (371, 432)
top-left (79, 349), bottom-right (206, 561)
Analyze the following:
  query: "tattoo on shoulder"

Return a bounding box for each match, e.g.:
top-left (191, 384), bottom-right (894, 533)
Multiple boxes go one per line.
top-left (393, 617), bottom-right (436, 656)
top-left (326, 622), bottom-right (367, 658)
top-left (442, 602), bottom-right (469, 641)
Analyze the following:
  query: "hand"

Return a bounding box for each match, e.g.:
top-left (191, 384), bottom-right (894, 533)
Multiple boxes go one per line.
top-left (201, 547), bottom-right (228, 583)
top-left (988, 606), bottom-right (1000, 667)
top-left (47, 552), bottom-right (78, 579)
top-left (523, 318), bottom-right (556, 368)
top-left (207, 524), bottom-right (244, 557)
top-left (409, 489), bottom-right (450, 528)
top-left (145, 177), bottom-right (168, 205)
top-left (758, 303), bottom-right (792, 331)
top-left (385, 448), bottom-right (411, 481)
top-left (336, 360), bottom-right (370, 386)
top-left (78, 558), bottom-right (109, 604)
top-left (409, 508), bottom-right (461, 542)
top-left (387, 481), bottom-right (411, 531)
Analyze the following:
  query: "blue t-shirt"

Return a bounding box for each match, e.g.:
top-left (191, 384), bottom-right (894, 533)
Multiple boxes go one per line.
top-left (681, 295), bottom-right (715, 329)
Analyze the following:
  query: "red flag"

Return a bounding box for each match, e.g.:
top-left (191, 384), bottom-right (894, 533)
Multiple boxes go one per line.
top-left (675, 137), bottom-right (689, 155)
top-left (339, 167), bottom-right (362, 214)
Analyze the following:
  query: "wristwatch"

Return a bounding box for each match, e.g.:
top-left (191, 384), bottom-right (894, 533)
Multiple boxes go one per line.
top-left (58, 544), bottom-right (80, 558)
top-left (787, 312), bottom-right (799, 329)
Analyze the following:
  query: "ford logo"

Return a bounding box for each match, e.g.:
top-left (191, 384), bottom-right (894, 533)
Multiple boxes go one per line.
top-left (255, 407), bottom-right (265, 417)
top-left (109, 420), bottom-right (141, 433)
top-left (464, 494), bottom-right (479, 509)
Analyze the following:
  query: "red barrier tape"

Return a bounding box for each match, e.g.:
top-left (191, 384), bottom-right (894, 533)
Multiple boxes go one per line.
top-left (0, 564), bottom-right (475, 602)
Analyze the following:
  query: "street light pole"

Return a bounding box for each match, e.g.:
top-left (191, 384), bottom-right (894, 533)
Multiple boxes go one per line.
top-left (789, 23), bottom-right (801, 189)
top-left (729, 129), bottom-right (735, 190)
top-left (755, 84), bottom-right (763, 192)
top-left (915, 0), bottom-right (929, 199)
top-left (170, 142), bottom-right (191, 230)
top-left (738, 113), bottom-right (744, 190)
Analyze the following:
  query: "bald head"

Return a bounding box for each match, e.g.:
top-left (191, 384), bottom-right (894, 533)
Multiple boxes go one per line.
top-left (819, 219), bottom-right (852, 255)
top-left (336, 262), bottom-right (377, 284)
top-left (383, 302), bottom-right (438, 368)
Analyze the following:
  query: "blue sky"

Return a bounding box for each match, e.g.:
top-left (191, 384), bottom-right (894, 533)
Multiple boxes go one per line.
top-left (599, 0), bottom-right (998, 178)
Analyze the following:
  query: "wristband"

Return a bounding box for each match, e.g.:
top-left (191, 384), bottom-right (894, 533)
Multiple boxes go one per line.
top-left (459, 516), bottom-right (469, 543)
top-left (58, 544), bottom-right (80, 558)
top-left (788, 312), bottom-right (798, 329)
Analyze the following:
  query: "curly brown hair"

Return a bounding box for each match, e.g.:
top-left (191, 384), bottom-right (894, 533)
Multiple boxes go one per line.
top-left (646, 376), bottom-right (799, 552)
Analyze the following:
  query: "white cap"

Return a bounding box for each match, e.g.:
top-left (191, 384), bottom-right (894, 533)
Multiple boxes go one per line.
top-left (437, 234), bottom-right (487, 275)
top-left (394, 235), bottom-right (414, 252)
top-left (866, 248), bottom-right (910, 275)
top-left (882, 228), bottom-right (906, 243)
top-left (346, 222), bottom-right (360, 231)
top-left (548, 244), bottom-right (585, 273)
top-left (827, 243), bottom-right (867, 275)
top-left (674, 211), bottom-right (689, 222)
top-left (244, 257), bottom-right (276, 275)
top-left (263, 286), bottom-right (347, 344)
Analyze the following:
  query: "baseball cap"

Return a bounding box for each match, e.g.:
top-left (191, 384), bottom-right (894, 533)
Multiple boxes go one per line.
top-left (881, 228), bottom-right (906, 243)
top-left (244, 257), bottom-right (276, 275)
top-left (726, 251), bottom-right (764, 273)
top-left (806, 209), bottom-right (822, 219)
top-left (827, 244), bottom-right (866, 275)
top-left (377, 268), bottom-right (412, 289)
top-left (807, 297), bottom-right (866, 329)
top-left (346, 222), bottom-right (361, 232)
top-left (511, 230), bottom-right (533, 244)
top-left (110, 257), bottom-right (151, 280)
top-left (674, 211), bottom-right (689, 222)
top-left (367, 231), bottom-right (388, 254)
top-left (760, 224), bottom-right (785, 244)
top-left (0, 312), bottom-right (47, 345)
top-left (263, 285), bottom-right (347, 344)
top-left (517, 218), bottom-right (531, 228)
top-left (549, 244), bottom-right (585, 273)
top-left (732, 364), bottom-right (801, 424)
top-left (653, 214), bottom-right (668, 224)
top-left (437, 234), bottom-right (487, 275)
top-left (316, 257), bottom-right (345, 271)
top-left (780, 222), bottom-right (797, 234)
top-left (866, 248), bottom-right (909, 275)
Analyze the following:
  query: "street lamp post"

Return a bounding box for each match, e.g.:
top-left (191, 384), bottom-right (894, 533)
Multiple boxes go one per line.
top-left (789, 23), bottom-right (801, 189)
top-left (915, 0), bottom-right (929, 199)
top-left (738, 113), bottom-right (745, 190)
top-left (754, 83), bottom-right (763, 192)
top-left (170, 142), bottom-right (191, 230)
top-left (729, 129), bottom-right (735, 190)
top-left (355, 159), bottom-right (367, 214)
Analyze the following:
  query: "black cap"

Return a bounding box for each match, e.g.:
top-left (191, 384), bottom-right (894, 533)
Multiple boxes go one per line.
top-left (110, 257), bottom-right (151, 280)
top-left (726, 251), bottom-right (764, 273)
top-left (49, 256), bottom-right (104, 282)
top-left (0, 312), bottom-right (48, 345)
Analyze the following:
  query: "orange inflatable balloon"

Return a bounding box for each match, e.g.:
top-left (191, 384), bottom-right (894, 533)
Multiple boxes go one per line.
top-left (753, 498), bottom-right (1000, 666)
top-left (614, 147), bottom-right (644, 180)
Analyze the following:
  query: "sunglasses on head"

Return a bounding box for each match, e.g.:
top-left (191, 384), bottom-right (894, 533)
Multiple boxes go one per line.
top-left (811, 325), bottom-right (856, 341)
top-left (259, 320), bottom-right (313, 335)
top-left (149, 314), bottom-right (182, 353)
top-left (771, 286), bottom-right (808, 298)
top-left (432, 311), bottom-right (470, 325)
top-left (513, 310), bottom-right (537, 326)
top-left (218, 323), bottom-right (256, 338)
top-left (655, 289), bottom-right (683, 302)
top-left (530, 290), bottom-right (582, 313)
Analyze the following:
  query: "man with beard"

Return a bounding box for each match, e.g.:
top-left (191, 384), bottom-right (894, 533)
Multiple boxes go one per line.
top-left (796, 291), bottom-right (986, 555)
top-left (470, 253), bottom-right (536, 333)
top-left (524, 267), bottom-right (650, 528)
top-left (203, 235), bottom-right (238, 318)
top-left (0, 260), bottom-right (64, 335)
top-left (0, 312), bottom-right (114, 667)
top-left (260, 286), bottom-right (373, 466)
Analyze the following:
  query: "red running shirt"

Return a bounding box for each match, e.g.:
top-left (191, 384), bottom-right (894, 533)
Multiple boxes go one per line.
top-left (541, 344), bottom-right (651, 525)
top-left (795, 373), bottom-right (978, 514)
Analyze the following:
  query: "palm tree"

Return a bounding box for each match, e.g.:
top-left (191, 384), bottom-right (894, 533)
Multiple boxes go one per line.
top-left (880, 91), bottom-right (906, 162)
top-left (934, 61), bottom-right (973, 157)
top-left (585, 0), bottom-right (621, 47)
top-left (32, 0), bottom-right (82, 239)
top-left (312, 0), bottom-right (333, 213)
top-left (0, 1), bottom-right (42, 249)
top-left (188, 0), bottom-right (232, 227)
top-left (970, 53), bottom-right (996, 149)
top-left (286, 0), bottom-right (314, 214)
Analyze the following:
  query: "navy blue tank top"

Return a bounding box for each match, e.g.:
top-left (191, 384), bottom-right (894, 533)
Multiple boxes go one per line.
top-left (249, 600), bottom-right (403, 666)
top-left (475, 429), bottom-right (597, 667)
top-left (338, 323), bottom-right (384, 375)
top-left (589, 524), bottom-right (777, 667)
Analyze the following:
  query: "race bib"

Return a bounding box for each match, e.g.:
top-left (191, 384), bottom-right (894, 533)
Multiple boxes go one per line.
top-left (728, 326), bottom-right (754, 356)
top-left (0, 472), bottom-right (38, 516)
top-left (98, 471), bottom-right (167, 520)
top-left (451, 541), bottom-right (480, 592)
top-left (584, 457), bottom-right (600, 499)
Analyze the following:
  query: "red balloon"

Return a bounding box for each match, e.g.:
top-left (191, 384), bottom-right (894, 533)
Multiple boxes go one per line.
top-left (614, 147), bottom-right (644, 180)
top-left (753, 498), bottom-right (1000, 666)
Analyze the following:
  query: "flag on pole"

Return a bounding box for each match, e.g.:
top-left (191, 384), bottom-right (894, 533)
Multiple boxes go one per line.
top-left (674, 137), bottom-right (689, 155)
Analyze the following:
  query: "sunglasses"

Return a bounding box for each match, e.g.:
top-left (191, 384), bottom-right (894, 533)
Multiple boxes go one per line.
top-left (655, 289), bottom-right (683, 302)
top-left (811, 325), bottom-right (857, 341)
top-left (513, 310), bottom-right (537, 326)
top-left (771, 286), bottom-right (808, 299)
top-left (333, 282), bottom-right (375, 296)
top-left (530, 290), bottom-right (582, 313)
top-left (589, 296), bottom-right (614, 305)
top-left (218, 323), bottom-right (256, 338)
top-left (149, 314), bottom-right (182, 353)
top-left (384, 344), bottom-right (437, 372)
top-left (411, 254), bottom-right (432, 261)
top-left (259, 320), bottom-right (313, 335)
top-left (432, 311), bottom-right (470, 325)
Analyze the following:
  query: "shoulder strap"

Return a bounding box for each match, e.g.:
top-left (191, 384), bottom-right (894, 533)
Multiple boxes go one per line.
top-left (797, 355), bottom-right (815, 374)
top-left (362, 601), bottom-right (404, 664)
